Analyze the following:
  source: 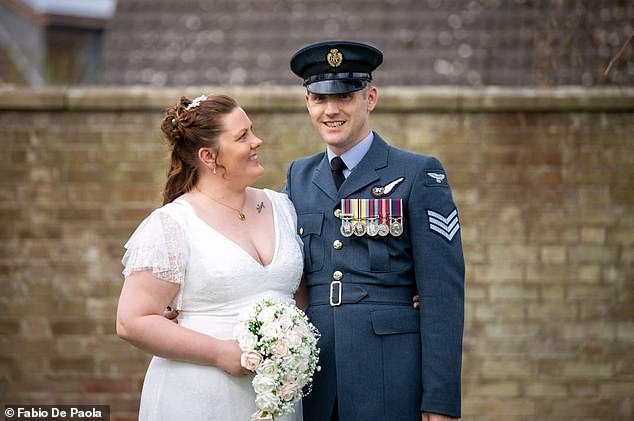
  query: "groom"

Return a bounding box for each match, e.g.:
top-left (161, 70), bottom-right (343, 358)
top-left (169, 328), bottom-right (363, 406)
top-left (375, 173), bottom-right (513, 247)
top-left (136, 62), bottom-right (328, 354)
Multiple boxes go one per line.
top-left (284, 40), bottom-right (465, 420)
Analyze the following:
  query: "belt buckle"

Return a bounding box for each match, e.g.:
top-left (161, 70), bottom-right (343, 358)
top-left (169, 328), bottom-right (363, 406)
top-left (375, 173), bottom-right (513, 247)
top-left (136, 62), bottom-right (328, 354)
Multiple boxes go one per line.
top-left (329, 280), bottom-right (342, 306)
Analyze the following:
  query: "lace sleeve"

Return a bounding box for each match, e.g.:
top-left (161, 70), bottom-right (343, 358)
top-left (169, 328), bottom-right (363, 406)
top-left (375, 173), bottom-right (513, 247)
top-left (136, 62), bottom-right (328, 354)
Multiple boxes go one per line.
top-left (121, 209), bottom-right (189, 283)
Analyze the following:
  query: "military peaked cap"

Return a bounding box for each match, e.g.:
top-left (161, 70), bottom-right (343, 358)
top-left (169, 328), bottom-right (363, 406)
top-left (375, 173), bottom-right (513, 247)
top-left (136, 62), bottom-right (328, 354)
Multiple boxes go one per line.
top-left (290, 40), bottom-right (383, 94)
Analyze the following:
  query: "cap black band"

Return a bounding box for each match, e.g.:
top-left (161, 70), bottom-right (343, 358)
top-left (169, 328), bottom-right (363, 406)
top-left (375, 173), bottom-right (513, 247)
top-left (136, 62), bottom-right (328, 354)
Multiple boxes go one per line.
top-left (303, 72), bottom-right (372, 86)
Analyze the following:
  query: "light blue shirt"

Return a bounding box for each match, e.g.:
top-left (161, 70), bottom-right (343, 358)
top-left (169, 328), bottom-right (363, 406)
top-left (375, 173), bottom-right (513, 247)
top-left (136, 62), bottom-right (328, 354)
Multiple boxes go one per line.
top-left (327, 131), bottom-right (374, 178)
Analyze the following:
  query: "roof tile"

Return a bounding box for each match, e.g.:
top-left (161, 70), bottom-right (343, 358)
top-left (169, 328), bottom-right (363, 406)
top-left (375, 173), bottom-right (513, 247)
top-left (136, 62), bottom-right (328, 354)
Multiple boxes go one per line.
top-left (101, 0), bottom-right (634, 86)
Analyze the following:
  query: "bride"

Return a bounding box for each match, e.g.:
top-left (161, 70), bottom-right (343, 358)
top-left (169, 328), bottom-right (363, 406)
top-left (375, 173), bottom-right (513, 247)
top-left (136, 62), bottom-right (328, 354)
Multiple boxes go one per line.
top-left (116, 94), bottom-right (305, 421)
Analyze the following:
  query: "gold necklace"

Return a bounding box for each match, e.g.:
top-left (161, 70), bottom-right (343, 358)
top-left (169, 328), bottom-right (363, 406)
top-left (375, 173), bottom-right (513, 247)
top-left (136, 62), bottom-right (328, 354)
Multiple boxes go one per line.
top-left (196, 188), bottom-right (246, 221)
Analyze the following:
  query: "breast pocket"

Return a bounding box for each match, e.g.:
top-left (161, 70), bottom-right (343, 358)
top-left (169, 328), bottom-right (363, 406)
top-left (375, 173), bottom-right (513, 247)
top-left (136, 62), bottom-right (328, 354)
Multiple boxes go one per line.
top-left (297, 212), bottom-right (324, 273)
top-left (367, 239), bottom-right (390, 272)
top-left (347, 237), bottom-right (391, 273)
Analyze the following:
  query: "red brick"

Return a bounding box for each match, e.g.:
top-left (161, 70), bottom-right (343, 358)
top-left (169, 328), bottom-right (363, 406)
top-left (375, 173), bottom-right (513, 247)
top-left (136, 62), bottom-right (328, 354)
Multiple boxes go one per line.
top-left (83, 378), bottom-right (136, 394)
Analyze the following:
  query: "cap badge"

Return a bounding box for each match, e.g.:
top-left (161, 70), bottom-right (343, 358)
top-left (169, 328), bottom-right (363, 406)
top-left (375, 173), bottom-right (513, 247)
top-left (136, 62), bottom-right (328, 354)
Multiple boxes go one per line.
top-left (327, 48), bottom-right (343, 68)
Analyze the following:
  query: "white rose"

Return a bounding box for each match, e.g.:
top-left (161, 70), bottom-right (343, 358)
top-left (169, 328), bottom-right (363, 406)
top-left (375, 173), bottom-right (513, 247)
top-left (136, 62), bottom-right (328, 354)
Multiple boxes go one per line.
top-left (287, 331), bottom-right (302, 347)
top-left (259, 306), bottom-right (277, 322)
top-left (237, 331), bottom-right (259, 351)
top-left (294, 319), bottom-right (307, 331)
top-left (281, 355), bottom-right (298, 372)
top-left (284, 354), bottom-right (309, 375)
top-left (253, 374), bottom-right (277, 394)
top-left (256, 359), bottom-right (277, 376)
top-left (260, 321), bottom-right (280, 338)
top-left (255, 391), bottom-right (279, 413)
top-left (296, 358), bottom-right (309, 374)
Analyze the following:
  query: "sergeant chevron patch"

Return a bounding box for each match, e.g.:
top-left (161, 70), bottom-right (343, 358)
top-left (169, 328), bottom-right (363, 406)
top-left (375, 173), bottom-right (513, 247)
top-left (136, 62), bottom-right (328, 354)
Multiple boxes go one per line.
top-left (427, 209), bottom-right (460, 241)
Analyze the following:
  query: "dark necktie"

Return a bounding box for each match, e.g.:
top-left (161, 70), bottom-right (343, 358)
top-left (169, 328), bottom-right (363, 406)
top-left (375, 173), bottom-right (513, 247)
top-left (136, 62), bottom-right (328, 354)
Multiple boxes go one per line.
top-left (330, 156), bottom-right (347, 190)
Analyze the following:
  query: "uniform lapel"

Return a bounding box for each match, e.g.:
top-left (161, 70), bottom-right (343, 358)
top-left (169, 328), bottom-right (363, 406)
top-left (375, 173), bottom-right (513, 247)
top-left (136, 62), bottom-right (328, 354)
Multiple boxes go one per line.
top-left (311, 153), bottom-right (339, 200)
top-left (339, 133), bottom-right (389, 197)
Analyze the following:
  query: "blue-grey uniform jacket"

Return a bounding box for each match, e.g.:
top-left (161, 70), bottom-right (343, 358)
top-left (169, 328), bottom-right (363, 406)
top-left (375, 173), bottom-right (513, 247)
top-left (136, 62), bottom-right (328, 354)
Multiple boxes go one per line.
top-left (285, 133), bottom-right (465, 420)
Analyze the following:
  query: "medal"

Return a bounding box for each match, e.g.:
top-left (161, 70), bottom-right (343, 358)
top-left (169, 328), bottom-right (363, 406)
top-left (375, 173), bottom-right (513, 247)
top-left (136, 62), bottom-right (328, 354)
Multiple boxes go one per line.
top-left (378, 198), bottom-right (390, 236)
top-left (367, 199), bottom-right (379, 236)
top-left (390, 221), bottom-right (403, 236)
top-left (353, 222), bottom-right (366, 236)
top-left (352, 199), bottom-right (366, 236)
top-left (389, 199), bottom-right (404, 236)
top-left (341, 221), bottom-right (353, 237)
top-left (340, 199), bottom-right (353, 237)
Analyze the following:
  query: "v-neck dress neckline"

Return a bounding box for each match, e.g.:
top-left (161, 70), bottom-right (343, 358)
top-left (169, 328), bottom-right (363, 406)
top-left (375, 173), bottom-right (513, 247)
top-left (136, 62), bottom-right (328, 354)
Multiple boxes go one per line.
top-left (176, 189), bottom-right (280, 269)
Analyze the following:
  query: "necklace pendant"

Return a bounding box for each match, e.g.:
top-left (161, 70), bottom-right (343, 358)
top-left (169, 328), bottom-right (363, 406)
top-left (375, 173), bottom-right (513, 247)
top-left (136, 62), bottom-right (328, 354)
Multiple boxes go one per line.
top-left (237, 212), bottom-right (246, 221)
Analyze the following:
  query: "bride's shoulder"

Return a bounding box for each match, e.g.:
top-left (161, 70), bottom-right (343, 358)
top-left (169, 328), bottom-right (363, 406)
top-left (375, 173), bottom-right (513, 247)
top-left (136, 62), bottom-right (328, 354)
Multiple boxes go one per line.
top-left (259, 189), bottom-right (298, 227)
top-left (259, 188), bottom-right (293, 207)
top-left (154, 197), bottom-right (193, 226)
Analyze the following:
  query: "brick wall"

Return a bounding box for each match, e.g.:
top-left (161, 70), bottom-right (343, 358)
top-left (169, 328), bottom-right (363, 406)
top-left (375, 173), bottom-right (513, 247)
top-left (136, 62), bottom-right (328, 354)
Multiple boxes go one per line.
top-left (0, 86), bottom-right (632, 420)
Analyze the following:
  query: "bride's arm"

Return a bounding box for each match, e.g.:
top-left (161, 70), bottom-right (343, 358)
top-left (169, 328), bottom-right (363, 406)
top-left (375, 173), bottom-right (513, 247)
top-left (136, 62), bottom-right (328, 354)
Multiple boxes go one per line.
top-left (294, 276), bottom-right (309, 311)
top-left (116, 270), bottom-right (245, 376)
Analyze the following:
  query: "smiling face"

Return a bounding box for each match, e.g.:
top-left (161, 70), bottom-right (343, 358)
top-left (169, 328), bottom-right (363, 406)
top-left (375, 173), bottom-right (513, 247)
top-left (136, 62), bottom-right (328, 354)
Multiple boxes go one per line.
top-left (305, 86), bottom-right (378, 155)
top-left (214, 106), bottom-right (264, 183)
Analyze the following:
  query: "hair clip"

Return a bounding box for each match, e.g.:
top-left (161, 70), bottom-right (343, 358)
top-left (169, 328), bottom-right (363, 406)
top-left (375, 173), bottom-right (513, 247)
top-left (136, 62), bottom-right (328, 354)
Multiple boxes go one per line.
top-left (186, 95), bottom-right (207, 111)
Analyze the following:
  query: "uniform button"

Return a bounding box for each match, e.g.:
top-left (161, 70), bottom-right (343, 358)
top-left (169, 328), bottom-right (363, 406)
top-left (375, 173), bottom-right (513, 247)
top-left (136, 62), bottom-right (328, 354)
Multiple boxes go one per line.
top-left (333, 240), bottom-right (343, 250)
top-left (333, 270), bottom-right (343, 281)
top-left (334, 209), bottom-right (342, 218)
top-left (299, 227), bottom-right (304, 235)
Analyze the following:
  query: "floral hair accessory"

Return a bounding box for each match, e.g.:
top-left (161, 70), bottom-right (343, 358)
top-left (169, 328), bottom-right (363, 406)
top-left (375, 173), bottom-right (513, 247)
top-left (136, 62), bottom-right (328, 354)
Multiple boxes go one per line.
top-left (186, 95), bottom-right (207, 111)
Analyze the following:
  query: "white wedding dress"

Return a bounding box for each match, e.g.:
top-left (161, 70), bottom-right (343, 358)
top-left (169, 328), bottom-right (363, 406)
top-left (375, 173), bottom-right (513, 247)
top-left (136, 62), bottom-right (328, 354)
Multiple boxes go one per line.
top-left (122, 189), bottom-right (304, 421)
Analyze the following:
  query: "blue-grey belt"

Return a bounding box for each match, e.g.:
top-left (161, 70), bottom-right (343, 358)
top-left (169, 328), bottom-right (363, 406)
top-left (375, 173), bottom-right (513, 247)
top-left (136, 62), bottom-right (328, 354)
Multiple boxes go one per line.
top-left (309, 282), bottom-right (416, 307)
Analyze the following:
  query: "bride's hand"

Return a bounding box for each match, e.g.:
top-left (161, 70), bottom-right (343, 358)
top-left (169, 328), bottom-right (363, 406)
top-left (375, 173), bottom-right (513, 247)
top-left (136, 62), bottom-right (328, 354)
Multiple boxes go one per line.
top-left (215, 339), bottom-right (249, 376)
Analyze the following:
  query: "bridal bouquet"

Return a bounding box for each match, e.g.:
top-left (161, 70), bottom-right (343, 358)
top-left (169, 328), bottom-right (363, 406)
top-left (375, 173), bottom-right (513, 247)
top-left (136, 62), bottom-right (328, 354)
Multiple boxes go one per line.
top-left (233, 299), bottom-right (321, 421)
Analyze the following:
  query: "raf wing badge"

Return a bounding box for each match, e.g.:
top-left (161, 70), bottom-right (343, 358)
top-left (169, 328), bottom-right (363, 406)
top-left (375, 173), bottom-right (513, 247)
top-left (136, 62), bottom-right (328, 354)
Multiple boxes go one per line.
top-left (425, 171), bottom-right (449, 187)
top-left (427, 172), bottom-right (445, 183)
top-left (372, 177), bottom-right (405, 197)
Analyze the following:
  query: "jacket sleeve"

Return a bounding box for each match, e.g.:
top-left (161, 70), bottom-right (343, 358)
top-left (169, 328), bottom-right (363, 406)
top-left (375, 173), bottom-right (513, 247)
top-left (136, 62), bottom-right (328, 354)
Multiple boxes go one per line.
top-left (282, 160), bottom-right (295, 196)
top-left (408, 156), bottom-right (465, 418)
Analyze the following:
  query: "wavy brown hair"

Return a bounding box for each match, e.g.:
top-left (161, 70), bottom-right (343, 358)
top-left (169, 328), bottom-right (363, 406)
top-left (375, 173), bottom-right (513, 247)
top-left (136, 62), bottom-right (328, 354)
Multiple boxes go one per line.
top-left (160, 94), bottom-right (238, 204)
